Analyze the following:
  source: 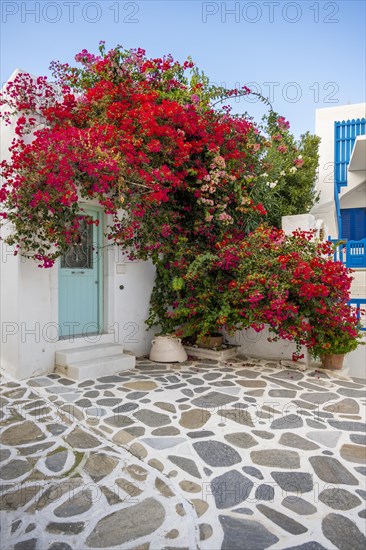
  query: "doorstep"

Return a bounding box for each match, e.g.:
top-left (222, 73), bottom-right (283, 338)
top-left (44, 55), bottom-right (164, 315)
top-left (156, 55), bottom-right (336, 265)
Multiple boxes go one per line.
top-left (55, 342), bottom-right (135, 381)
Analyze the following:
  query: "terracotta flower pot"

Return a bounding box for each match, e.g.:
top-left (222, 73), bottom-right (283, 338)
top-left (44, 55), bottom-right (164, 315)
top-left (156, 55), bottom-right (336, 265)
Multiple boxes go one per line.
top-left (320, 353), bottom-right (345, 370)
top-left (196, 334), bottom-right (223, 349)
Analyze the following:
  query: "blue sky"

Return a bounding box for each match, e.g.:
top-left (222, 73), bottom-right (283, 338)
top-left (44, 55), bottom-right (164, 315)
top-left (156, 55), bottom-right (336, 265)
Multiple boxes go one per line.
top-left (1, 0), bottom-right (365, 136)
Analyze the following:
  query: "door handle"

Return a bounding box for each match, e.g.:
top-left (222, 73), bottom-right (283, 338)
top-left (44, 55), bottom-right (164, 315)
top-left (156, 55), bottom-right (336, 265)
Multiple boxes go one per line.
top-left (71, 271), bottom-right (85, 274)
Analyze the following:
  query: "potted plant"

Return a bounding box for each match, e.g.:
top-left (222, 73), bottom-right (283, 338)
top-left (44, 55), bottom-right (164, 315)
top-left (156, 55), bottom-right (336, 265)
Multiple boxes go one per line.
top-left (309, 322), bottom-right (364, 370)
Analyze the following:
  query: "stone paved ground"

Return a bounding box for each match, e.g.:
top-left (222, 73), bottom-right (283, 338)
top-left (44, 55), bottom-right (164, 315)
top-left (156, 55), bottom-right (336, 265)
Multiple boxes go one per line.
top-left (1, 355), bottom-right (366, 550)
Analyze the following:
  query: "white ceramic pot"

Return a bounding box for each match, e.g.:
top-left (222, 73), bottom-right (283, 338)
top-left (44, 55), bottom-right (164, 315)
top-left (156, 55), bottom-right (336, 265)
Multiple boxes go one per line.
top-left (149, 335), bottom-right (188, 363)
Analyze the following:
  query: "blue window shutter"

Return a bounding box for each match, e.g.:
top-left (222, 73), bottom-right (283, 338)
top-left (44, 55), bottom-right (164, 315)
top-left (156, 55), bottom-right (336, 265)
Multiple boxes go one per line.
top-left (340, 208), bottom-right (366, 240)
top-left (341, 209), bottom-right (351, 239)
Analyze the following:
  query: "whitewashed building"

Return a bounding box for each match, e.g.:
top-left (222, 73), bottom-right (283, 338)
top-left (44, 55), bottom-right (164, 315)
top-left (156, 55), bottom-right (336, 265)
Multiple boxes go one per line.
top-left (312, 104), bottom-right (366, 272)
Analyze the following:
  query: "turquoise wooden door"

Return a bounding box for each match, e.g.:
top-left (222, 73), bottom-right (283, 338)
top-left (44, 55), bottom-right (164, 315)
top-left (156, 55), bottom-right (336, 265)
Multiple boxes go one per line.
top-left (58, 208), bottom-right (102, 338)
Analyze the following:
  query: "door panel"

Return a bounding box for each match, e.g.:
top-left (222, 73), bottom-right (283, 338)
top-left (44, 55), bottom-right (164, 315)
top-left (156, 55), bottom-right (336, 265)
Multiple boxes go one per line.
top-left (58, 208), bottom-right (102, 338)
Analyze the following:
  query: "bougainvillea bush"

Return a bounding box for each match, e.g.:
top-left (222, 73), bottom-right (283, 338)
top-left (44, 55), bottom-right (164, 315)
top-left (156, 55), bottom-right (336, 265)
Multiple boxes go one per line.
top-left (2, 42), bottom-right (361, 359)
top-left (1, 42), bottom-right (318, 266)
top-left (148, 226), bottom-right (363, 360)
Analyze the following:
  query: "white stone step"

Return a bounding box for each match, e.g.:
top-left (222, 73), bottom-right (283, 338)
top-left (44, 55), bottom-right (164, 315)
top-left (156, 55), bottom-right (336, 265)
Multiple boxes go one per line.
top-left (55, 333), bottom-right (116, 352)
top-left (56, 353), bottom-right (135, 381)
top-left (55, 343), bottom-right (124, 367)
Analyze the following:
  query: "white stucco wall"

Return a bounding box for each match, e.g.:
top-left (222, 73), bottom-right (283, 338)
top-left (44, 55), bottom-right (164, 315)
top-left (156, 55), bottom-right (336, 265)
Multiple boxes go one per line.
top-left (0, 250), bottom-right (57, 379)
top-left (225, 326), bottom-right (310, 365)
top-left (312, 103), bottom-right (366, 238)
top-left (343, 334), bottom-right (366, 379)
top-left (0, 239), bottom-right (21, 378)
top-left (105, 245), bottom-right (157, 356)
